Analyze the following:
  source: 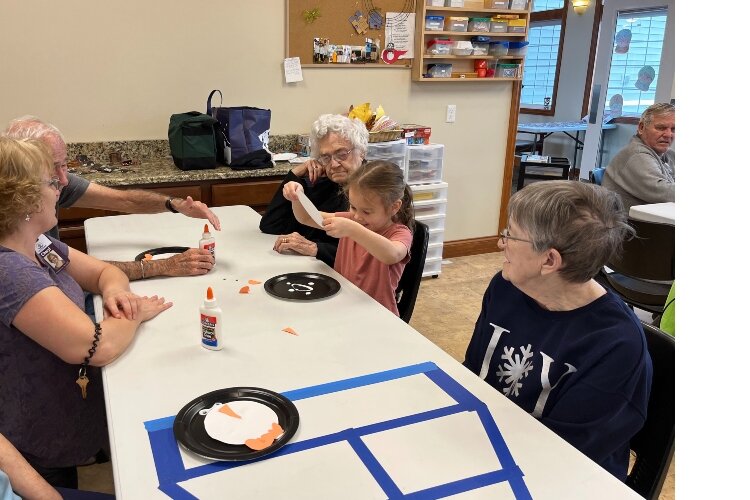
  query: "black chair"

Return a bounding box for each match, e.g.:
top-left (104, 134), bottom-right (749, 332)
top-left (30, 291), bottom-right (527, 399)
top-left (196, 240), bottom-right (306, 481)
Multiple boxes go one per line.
top-left (627, 322), bottom-right (675, 500)
top-left (600, 218), bottom-right (674, 316)
top-left (589, 166), bottom-right (606, 185)
top-left (395, 221), bottom-right (429, 322)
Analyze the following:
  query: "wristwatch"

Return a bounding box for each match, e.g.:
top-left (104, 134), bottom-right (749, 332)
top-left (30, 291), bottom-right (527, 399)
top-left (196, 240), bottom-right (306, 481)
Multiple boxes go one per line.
top-left (165, 197), bottom-right (180, 213)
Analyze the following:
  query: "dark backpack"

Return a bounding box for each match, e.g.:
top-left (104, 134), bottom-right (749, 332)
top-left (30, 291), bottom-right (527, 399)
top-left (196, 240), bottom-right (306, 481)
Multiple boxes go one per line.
top-left (168, 112), bottom-right (219, 170)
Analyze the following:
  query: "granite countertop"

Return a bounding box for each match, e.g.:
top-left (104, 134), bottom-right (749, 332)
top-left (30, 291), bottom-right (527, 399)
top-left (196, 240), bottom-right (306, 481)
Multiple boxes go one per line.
top-left (66, 136), bottom-right (304, 187)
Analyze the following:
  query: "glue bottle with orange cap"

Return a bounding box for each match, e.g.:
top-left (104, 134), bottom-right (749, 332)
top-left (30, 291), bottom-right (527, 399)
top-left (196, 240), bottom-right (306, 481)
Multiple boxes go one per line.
top-left (200, 286), bottom-right (223, 350)
top-left (199, 224), bottom-right (215, 260)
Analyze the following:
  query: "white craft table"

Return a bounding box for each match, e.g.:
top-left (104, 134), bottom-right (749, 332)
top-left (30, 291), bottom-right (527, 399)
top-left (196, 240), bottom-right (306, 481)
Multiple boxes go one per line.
top-left (629, 202), bottom-right (675, 226)
top-left (85, 205), bottom-right (639, 499)
top-left (517, 120), bottom-right (617, 171)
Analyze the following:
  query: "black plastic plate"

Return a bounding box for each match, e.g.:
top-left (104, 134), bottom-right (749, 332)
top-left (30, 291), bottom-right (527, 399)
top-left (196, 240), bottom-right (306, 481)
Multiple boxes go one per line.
top-left (264, 272), bottom-right (341, 301)
top-left (134, 246), bottom-right (190, 261)
top-left (173, 387), bottom-right (299, 461)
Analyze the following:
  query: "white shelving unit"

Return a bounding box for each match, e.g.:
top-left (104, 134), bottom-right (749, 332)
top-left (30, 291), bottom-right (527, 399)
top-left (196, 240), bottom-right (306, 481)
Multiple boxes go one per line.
top-left (408, 143), bottom-right (448, 278)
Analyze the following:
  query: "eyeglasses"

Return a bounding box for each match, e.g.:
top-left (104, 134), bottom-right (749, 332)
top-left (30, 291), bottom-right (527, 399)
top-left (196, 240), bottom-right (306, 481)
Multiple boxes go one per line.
top-left (500, 228), bottom-right (532, 245)
top-left (45, 177), bottom-right (62, 191)
top-left (317, 149), bottom-right (352, 166)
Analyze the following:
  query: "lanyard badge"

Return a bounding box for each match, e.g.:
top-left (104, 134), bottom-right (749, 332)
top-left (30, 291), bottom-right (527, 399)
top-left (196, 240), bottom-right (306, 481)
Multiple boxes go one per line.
top-left (35, 235), bottom-right (70, 273)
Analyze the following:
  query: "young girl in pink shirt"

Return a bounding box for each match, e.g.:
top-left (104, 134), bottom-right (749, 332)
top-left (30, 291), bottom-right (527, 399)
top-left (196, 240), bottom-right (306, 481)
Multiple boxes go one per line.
top-left (283, 160), bottom-right (414, 315)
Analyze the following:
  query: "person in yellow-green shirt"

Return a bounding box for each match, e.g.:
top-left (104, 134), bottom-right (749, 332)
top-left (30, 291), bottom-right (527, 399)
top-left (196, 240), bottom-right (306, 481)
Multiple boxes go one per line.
top-left (659, 282), bottom-right (675, 336)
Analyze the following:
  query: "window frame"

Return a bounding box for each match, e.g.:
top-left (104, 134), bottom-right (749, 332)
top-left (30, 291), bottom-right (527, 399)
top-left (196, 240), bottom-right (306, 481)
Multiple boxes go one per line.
top-left (581, 0), bottom-right (667, 124)
top-left (520, 1), bottom-right (568, 116)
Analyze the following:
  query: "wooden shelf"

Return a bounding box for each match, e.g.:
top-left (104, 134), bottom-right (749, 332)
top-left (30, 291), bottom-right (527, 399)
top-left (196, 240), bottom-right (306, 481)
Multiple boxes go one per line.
top-left (415, 77), bottom-right (520, 82)
top-left (423, 55), bottom-right (524, 59)
top-left (412, 0), bottom-right (530, 83)
top-left (425, 7), bottom-right (531, 14)
top-left (424, 30), bottom-right (527, 36)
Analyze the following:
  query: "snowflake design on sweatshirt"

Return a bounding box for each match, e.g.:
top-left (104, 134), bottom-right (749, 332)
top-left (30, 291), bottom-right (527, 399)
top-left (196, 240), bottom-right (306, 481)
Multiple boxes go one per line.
top-left (497, 344), bottom-right (534, 397)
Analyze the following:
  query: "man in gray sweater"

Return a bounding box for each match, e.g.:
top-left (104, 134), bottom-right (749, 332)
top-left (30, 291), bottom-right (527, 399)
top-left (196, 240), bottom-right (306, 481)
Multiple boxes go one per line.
top-left (602, 103), bottom-right (675, 211)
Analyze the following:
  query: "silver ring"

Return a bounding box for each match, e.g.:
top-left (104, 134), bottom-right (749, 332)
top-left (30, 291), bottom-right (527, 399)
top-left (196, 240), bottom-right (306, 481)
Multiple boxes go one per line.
top-left (283, 238), bottom-right (288, 243)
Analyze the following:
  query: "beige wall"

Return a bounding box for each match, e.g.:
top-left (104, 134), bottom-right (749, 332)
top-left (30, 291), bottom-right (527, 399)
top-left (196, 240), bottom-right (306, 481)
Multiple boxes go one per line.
top-left (0, 0), bottom-right (514, 242)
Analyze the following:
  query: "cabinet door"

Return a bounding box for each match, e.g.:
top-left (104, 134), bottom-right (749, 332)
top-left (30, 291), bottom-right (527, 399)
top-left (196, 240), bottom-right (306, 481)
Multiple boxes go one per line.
top-left (211, 181), bottom-right (282, 213)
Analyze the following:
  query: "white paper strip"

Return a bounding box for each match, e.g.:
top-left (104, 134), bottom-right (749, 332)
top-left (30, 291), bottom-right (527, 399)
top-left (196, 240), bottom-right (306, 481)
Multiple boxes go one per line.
top-left (297, 186), bottom-right (324, 228)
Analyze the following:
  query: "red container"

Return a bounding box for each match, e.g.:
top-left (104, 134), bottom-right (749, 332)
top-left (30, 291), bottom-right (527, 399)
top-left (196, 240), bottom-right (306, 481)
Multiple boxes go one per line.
top-left (401, 124), bottom-right (432, 145)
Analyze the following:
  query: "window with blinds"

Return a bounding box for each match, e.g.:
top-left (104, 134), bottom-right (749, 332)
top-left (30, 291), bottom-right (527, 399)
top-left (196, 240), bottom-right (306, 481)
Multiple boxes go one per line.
top-left (520, 0), bottom-right (566, 113)
top-left (605, 8), bottom-right (668, 116)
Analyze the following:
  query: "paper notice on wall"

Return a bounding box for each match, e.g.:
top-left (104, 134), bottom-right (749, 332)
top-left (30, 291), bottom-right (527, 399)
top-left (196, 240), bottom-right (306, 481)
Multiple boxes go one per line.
top-left (284, 57), bottom-right (303, 83)
top-left (384, 12), bottom-right (415, 59)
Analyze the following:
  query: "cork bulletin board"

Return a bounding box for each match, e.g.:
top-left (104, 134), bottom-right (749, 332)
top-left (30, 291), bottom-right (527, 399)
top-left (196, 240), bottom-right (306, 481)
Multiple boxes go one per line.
top-left (286, 0), bottom-right (415, 68)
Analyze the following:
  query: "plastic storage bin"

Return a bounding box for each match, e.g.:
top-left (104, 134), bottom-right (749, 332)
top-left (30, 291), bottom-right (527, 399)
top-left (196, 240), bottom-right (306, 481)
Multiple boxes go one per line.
top-left (417, 213), bottom-right (446, 233)
top-left (426, 38), bottom-right (452, 55)
top-left (414, 201), bottom-right (447, 218)
top-left (422, 257), bottom-right (442, 277)
top-left (490, 18), bottom-right (509, 32)
top-left (426, 63), bottom-right (452, 78)
top-left (451, 40), bottom-right (474, 56)
top-left (468, 17), bottom-right (491, 32)
top-left (410, 180), bottom-right (448, 201)
top-left (489, 41), bottom-right (510, 56)
top-left (508, 19), bottom-right (527, 33)
top-left (485, 0), bottom-right (510, 7)
top-left (425, 16), bottom-right (445, 31)
top-left (367, 139), bottom-right (406, 159)
top-left (498, 63), bottom-right (521, 78)
top-left (427, 0), bottom-right (446, 6)
top-left (426, 243), bottom-right (444, 261)
top-left (446, 0), bottom-right (464, 6)
top-left (509, 0), bottom-right (529, 9)
top-left (446, 16), bottom-right (468, 32)
top-left (366, 139), bottom-right (406, 171)
top-left (407, 144), bottom-right (444, 162)
top-left (470, 35), bottom-right (490, 55)
top-left (406, 157), bottom-right (444, 184)
top-left (507, 41), bottom-right (529, 56)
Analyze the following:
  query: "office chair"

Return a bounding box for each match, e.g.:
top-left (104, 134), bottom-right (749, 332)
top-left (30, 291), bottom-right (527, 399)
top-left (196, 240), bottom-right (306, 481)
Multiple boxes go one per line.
top-left (600, 218), bottom-right (674, 316)
top-left (395, 221), bottom-right (429, 323)
top-left (589, 166), bottom-right (606, 185)
top-left (626, 322), bottom-right (675, 500)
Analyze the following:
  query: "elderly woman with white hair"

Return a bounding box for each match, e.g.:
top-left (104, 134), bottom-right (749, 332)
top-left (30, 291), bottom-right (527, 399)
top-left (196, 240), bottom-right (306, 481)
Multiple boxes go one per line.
top-left (260, 114), bottom-right (368, 266)
top-left (464, 180), bottom-right (653, 482)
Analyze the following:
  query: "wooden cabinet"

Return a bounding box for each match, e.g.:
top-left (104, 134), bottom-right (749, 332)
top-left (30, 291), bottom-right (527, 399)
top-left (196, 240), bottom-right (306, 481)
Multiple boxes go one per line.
top-left (412, 0), bottom-right (531, 82)
top-left (211, 181), bottom-right (282, 212)
top-left (58, 178), bottom-right (283, 253)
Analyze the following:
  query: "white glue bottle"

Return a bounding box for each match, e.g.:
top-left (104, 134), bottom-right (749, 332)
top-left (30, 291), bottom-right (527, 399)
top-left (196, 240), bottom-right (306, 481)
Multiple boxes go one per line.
top-left (200, 286), bottom-right (223, 351)
top-left (199, 224), bottom-right (216, 259)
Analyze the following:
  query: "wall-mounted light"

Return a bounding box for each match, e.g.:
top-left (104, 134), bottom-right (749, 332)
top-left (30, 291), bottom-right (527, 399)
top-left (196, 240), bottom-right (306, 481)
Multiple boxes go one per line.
top-left (572, 0), bottom-right (590, 15)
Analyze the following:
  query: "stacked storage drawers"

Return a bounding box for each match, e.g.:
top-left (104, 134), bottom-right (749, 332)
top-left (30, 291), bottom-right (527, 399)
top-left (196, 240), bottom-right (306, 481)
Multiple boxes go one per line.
top-left (366, 139), bottom-right (407, 171)
top-left (407, 143), bottom-right (447, 277)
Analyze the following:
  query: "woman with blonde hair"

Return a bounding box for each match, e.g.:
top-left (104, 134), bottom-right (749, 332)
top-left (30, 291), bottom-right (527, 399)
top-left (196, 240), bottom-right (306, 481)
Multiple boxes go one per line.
top-left (0, 137), bottom-right (172, 488)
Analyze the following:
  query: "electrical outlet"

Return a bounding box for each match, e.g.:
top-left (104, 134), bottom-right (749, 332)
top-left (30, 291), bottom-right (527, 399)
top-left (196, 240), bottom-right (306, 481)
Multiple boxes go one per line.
top-left (446, 104), bottom-right (456, 123)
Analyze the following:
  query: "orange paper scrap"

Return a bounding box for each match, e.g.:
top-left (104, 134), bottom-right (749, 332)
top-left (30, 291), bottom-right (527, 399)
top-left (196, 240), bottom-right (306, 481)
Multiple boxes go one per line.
top-left (247, 279), bottom-right (262, 285)
top-left (281, 327), bottom-right (298, 336)
top-left (143, 254), bottom-right (153, 260)
top-left (244, 423), bottom-right (285, 451)
top-left (218, 404), bottom-right (242, 419)
top-left (267, 422), bottom-right (284, 439)
top-left (239, 286), bottom-right (250, 294)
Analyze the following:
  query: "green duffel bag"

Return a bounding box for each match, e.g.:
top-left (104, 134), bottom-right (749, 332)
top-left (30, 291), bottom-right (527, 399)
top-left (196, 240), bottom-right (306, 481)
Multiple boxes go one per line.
top-left (168, 111), bottom-right (219, 170)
